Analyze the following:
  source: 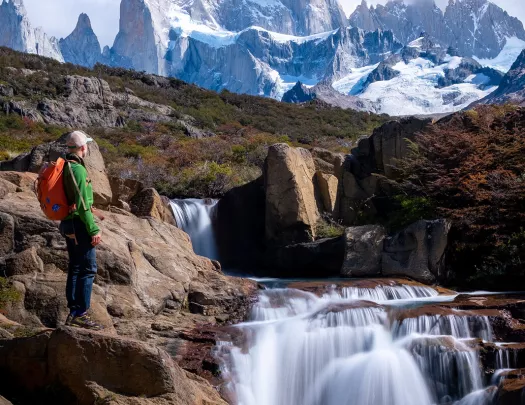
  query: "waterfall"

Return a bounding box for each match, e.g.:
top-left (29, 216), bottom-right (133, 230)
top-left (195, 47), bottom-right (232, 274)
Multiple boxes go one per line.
top-left (218, 283), bottom-right (499, 405)
top-left (170, 198), bottom-right (218, 260)
top-left (495, 346), bottom-right (518, 369)
top-left (392, 314), bottom-right (493, 340)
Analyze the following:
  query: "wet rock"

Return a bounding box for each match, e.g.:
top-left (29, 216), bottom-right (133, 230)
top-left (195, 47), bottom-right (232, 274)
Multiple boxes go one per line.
top-left (270, 236), bottom-right (345, 278)
top-left (130, 188), bottom-right (176, 227)
top-left (479, 341), bottom-right (525, 372)
top-left (2, 100), bottom-right (42, 123)
top-left (288, 277), bottom-right (434, 297)
top-left (342, 225), bottom-right (386, 277)
top-left (494, 369), bottom-right (525, 405)
top-left (265, 143), bottom-right (320, 245)
top-left (382, 219), bottom-right (451, 284)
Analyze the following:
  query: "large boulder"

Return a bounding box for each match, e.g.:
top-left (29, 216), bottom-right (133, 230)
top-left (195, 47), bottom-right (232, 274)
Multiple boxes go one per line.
top-left (0, 328), bottom-right (228, 405)
top-left (382, 219), bottom-right (451, 284)
top-left (0, 176), bottom-right (256, 328)
top-left (370, 118), bottom-right (432, 178)
top-left (36, 75), bottom-right (120, 128)
top-left (130, 188), bottom-right (176, 227)
top-left (311, 147), bottom-right (344, 176)
top-left (0, 135), bottom-right (113, 208)
top-left (265, 144), bottom-right (320, 245)
top-left (342, 225), bottom-right (386, 277)
top-left (109, 175), bottom-right (143, 210)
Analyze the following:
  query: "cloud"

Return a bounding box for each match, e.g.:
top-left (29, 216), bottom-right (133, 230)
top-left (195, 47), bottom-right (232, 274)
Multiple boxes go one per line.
top-left (23, 0), bottom-right (120, 47)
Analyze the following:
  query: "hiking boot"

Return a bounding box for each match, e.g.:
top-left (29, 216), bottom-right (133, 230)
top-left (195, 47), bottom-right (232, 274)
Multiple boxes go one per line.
top-left (65, 313), bottom-right (74, 326)
top-left (70, 313), bottom-right (103, 330)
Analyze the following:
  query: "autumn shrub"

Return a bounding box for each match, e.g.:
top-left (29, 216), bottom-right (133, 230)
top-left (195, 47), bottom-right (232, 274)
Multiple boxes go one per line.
top-left (399, 105), bottom-right (525, 288)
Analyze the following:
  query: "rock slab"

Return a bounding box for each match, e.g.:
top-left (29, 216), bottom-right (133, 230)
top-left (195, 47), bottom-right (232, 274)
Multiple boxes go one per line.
top-left (382, 219), bottom-right (451, 284)
top-left (265, 143), bottom-right (320, 245)
top-left (342, 225), bottom-right (386, 277)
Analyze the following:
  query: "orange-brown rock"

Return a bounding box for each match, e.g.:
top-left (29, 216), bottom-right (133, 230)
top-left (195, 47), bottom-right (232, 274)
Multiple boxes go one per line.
top-left (0, 328), bottom-right (228, 405)
top-left (265, 143), bottom-right (320, 245)
top-left (130, 188), bottom-right (176, 226)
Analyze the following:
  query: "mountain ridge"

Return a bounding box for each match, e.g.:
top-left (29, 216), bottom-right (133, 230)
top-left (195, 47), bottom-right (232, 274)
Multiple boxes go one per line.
top-left (1, 0), bottom-right (525, 115)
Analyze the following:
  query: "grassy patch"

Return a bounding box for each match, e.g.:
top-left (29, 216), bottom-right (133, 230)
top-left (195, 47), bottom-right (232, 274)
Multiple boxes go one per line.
top-left (0, 277), bottom-right (22, 310)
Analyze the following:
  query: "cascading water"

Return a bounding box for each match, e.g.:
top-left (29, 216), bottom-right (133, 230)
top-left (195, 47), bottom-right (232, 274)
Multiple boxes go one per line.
top-left (218, 284), bottom-right (500, 405)
top-left (170, 198), bottom-right (218, 260)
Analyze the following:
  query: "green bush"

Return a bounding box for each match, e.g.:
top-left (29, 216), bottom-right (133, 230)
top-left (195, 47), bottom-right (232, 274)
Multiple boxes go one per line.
top-left (316, 220), bottom-right (345, 239)
top-left (0, 277), bottom-right (21, 310)
top-left (387, 195), bottom-right (435, 231)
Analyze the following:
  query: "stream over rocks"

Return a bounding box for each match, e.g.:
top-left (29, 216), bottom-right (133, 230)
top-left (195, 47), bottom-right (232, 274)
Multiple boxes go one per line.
top-left (216, 281), bottom-right (522, 405)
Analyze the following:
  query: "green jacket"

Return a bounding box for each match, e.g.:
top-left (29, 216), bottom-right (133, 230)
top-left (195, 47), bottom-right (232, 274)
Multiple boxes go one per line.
top-left (63, 153), bottom-right (100, 236)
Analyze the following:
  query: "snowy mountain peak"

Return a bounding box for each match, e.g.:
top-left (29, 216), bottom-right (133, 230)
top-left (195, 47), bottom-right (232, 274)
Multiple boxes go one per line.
top-left (153, 0), bottom-right (348, 36)
top-left (350, 0), bottom-right (525, 58)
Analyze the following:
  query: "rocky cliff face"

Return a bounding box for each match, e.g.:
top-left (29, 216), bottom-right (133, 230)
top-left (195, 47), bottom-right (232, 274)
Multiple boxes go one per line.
top-left (163, 26), bottom-right (402, 98)
top-left (476, 49), bottom-right (525, 106)
top-left (59, 14), bottom-right (102, 68)
top-left (282, 81), bottom-right (376, 111)
top-left (0, 142), bottom-right (258, 403)
top-left (165, 0), bottom-right (347, 36)
top-left (0, 0), bottom-right (63, 61)
top-left (350, 0), bottom-right (525, 59)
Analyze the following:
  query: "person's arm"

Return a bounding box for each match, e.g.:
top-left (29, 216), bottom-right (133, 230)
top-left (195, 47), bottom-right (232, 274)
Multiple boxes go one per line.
top-left (70, 165), bottom-right (100, 237)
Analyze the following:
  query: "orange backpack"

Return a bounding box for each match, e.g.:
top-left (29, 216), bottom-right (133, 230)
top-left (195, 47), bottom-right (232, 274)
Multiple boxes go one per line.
top-left (36, 158), bottom-right (72, 221)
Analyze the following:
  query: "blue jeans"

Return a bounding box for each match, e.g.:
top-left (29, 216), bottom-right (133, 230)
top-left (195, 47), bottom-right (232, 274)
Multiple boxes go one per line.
top-left (60, 218), bottom-right (97, 314)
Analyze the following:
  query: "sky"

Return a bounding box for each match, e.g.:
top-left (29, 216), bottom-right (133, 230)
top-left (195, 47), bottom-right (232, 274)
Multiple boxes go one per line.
top-left (21, 0), bottom-right (525, 48)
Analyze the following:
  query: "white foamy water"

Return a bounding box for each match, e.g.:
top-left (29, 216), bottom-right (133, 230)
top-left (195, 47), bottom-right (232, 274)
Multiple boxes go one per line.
top-left (218, 283), bottom-right (499, 405)
top-left (170, 198), bottom-right (218, 260)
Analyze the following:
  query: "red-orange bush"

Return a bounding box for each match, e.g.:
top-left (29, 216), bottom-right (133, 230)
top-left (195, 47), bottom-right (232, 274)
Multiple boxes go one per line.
top-left (401, 105), bottom-right (525, 288)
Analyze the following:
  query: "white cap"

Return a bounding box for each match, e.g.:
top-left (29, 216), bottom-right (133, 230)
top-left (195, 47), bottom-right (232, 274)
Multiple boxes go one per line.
top-left (66, 130), bottom-right (94, 149)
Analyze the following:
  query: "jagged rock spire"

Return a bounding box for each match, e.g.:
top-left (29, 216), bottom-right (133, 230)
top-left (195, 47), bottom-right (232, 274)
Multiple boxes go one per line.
top-left (59, 13), bottom-right (102, 68)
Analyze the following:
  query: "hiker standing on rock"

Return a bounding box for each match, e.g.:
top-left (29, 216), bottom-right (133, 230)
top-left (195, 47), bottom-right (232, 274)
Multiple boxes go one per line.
top-left (59, 131), bottom-right (103, 330)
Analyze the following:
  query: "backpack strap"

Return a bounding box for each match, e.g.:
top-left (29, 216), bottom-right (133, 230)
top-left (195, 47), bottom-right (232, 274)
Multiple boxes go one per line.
top-left (66, 161), bottom-right (88, 211)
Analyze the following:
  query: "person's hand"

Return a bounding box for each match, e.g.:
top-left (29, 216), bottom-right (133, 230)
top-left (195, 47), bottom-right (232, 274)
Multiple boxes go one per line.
top-left (92, 233), bottom-right (102, 246)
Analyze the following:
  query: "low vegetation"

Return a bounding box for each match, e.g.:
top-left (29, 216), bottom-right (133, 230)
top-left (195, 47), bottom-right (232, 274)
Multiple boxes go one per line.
top-left (0, 46), bottom-right (388, 197)
top-left (0, 277), bottom-right (21, 311)
top-left (399, 105), bottom-right (525, 288)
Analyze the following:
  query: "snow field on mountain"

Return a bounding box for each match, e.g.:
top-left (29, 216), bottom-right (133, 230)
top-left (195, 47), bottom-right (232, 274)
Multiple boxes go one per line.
top-left (474, 37), bottom-right (525, 72)
top-left (333, 55), bottom-right (498, 116)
